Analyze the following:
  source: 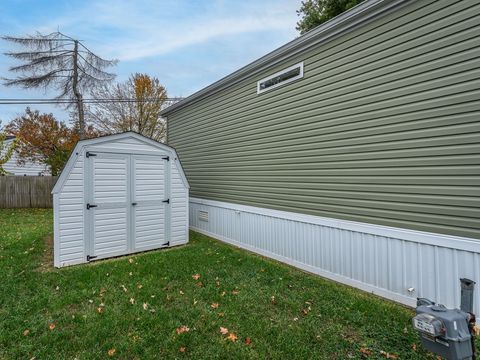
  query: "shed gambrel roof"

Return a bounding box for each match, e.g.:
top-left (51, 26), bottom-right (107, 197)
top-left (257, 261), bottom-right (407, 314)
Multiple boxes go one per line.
top-left (52, 132), bottom-right (189, 194)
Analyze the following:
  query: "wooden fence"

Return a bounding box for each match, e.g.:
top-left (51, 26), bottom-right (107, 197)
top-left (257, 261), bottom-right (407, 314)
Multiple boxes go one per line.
top-left (0, 176), bottom-right (58, 208)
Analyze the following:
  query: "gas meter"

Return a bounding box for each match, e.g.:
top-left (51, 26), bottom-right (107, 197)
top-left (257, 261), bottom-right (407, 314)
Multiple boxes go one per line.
top-left (413, 278), bottom-right (477, 360)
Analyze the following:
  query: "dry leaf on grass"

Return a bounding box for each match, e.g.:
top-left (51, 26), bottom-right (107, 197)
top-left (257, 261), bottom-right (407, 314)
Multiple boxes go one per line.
top-left (179, 347), bottom-right (186, 353)
top-left (196, 281), bottom-right (204, 287)
top-left (23, 329), bottom-right (30, 336)
top-left (301, 309), bottom-right (309, 316)
top-left (211, 303), bottom-right (219, 309)
top-left (121, 285), bottom-right (128, 293)
top-left (108, 348), bottom-right (116, 356)
top-left (129, 298), bottom-right (135, 305)
top-left (143, 303), bottom-right (148, 310)
top-left (137, 284), bottom-right (143, 289)
top-left (176, 326), bottom-right (190, 334)
top-left (227, 333), bottom-right (238, 342)
top-left (220, 327), bottom-right (229, 335)
top-left (271, 296), bottom-right (276, 305)
top-left (48, 323), bottom-right (56, 330)
top-left (218, 312), bottom-right (225, 317)
top-left (232, 290), bottom-right (239, 295)
top-left (192, 274), bottom-right (200, 280)
top-left (128, 258), bottom-right (134, 263)
top-left (97, 307), bottom-right (104, 314)
top-left (380, 351), bottom-right (398, 359)
top-left (245, 337), bottom-right (252, 345)
top-left (360, 347), bottom-right (372, 357)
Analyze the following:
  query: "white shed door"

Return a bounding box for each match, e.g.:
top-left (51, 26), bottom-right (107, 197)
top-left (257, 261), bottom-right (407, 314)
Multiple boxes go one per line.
top-left (86, 151), bottom-right (170, 261)
top-left (89, 153), bottom-right (130, 259)
top-left (132, 155), bottom-right (167, 250)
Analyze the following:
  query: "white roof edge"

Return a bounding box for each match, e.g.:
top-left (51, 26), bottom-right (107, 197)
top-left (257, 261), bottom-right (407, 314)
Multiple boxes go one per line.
top-left (160, 0), bottom-right (410, 116)
top-left (52, 131), bottom-right (189, 194)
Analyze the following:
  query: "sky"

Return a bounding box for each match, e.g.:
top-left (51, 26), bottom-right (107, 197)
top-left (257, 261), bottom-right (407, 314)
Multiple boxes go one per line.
top-left (0, 0), bottom-right (300, 125)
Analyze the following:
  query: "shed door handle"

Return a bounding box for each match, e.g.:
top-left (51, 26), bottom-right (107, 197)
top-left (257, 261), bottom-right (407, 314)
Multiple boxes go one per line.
top-left (132, 202), bottom-right (137, 206)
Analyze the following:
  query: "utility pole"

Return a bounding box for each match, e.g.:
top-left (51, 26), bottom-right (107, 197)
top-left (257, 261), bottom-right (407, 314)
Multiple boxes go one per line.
top-left (72, 40), bottom-right (85, 139)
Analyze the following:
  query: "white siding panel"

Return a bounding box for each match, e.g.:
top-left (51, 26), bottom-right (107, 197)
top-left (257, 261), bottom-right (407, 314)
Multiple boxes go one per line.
top-left (190, 197), bottom-right (480, 321)
top-left (170, 163), bottom-right (188, 245)
top-left (58, 154), bottom-right (84, 265)
top-left (92, 137), bottom-right (167, 153)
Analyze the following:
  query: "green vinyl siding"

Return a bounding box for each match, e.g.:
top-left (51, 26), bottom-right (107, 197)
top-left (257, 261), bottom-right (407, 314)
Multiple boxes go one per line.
top-left (167, 0), bottom-right (480, 239)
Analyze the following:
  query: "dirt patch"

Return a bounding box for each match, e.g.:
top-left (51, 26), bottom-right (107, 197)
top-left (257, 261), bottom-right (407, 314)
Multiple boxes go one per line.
top-left (37, 235), bottom-right (54, 272)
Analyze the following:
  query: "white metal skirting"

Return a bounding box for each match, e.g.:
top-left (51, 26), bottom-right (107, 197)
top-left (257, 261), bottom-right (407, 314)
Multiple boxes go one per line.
top-left (190, 197), bottom-right (480, 318)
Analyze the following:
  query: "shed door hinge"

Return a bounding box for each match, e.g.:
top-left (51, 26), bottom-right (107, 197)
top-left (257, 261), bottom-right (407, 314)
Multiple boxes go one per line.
top-left (162, 156), bottom-right (170, 161)
top-left (87, 255), bottom-right (97, 261)
top-left (86, 152), bottom-right (97, 158)
top-left (162, 199), bottom-right (170, 204)
top-left (163, 241), bottom-right (170, 247)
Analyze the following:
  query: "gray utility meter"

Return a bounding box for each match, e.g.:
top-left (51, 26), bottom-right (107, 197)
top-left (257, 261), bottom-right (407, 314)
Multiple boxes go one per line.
top-left (413, 278), bottom-right (477, 360)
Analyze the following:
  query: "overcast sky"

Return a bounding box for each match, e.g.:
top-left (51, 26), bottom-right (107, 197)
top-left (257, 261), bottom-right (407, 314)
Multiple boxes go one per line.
top-left (0, 0), bottom-right (300, 124)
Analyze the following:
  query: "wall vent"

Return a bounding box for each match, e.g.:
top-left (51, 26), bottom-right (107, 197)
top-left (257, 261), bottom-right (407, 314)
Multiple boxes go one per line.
top-left (198, 210), bottom-right (209, 222)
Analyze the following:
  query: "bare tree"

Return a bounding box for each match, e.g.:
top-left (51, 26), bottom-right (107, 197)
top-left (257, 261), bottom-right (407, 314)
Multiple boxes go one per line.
top-left (2, 31), bottom-right (117, 139)
top-left (88, 73), bottom-right (171, 142)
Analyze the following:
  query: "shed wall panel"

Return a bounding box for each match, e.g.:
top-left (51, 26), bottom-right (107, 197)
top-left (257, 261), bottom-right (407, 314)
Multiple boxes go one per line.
top-left (167, 0), bottom-right (480, 239)
top-left (58, 152), bottom-right (84, 264)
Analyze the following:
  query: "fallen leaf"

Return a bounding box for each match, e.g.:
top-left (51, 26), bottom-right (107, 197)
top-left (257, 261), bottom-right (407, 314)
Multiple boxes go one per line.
top-left (108, 348), bottom-right (116, 357)
top-left (232, 290), bottom-right (239, 295)
top-left (129, 298), bottom-right (135, 305)
top-left (301, 308), bottom-right (309, 316)
top-left (360, 347), bottom-right (372, 357)
top-left (218, 312), bottom-right (225, 317)
top-left (121, 285), bottom-right (128, 292)
top-left (220, 327), bottom-right (229, 335)
top-left (48, 323), bottom-right (56, 330)
top-left (128, 258), bottom-right (134, 263)
top-left (211, 303), bottom-right (219, 309)
top-left (196, 281), bottom-right (204, 287)
top-left (245, 337), bottom-right (251, 345)
top-left (23, 329), bottom-right (30, 336)
top-left (137, 284), bottom-right (143, 289)
top-left (403, 327), bottom-right (408, 334)
top-left (97, 307), bottom-right (104, 314)
top-left (411, 344), bottom-right (417, 351)
top-left (380, 351), bottom-right (398, 359)
top-left (293, 317), bottom-right (299, 321)
top-left (216, 281), bottom-right (221, 287)
top-left (179, 347), bottom-right (186, 353)
top-left (143, 303), bottom-right (148, 310)
top-left (271, 296), bottom-right (276, 305)
top-left (221, 291), bottom-right (226, 297)
top-left (129, 272), bottom-right (133, 276)
top-left (55, 286), bottom-right (60, 291)
top-left (179, 290), bottom-right (184, 295)
top-left (192, 274), bottom-right (200, 280)
top-left (176, 326), bottom-right (190, 334)
top-left (227, 332), bottom-right (238, 342)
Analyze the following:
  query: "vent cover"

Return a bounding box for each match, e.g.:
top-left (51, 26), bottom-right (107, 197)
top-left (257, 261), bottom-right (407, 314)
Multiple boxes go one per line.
top-left (198, 210), bottom-right (209, 222)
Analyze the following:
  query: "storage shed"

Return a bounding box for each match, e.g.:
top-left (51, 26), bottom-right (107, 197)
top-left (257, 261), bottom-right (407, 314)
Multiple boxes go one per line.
top-left (52, 132), bottom-right (189, 267)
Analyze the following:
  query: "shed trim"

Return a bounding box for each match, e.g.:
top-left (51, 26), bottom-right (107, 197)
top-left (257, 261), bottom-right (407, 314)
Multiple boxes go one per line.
top-left (52, 132), bottom-right (189, 194)
top-left (160, 0), bottom-right (411, 116)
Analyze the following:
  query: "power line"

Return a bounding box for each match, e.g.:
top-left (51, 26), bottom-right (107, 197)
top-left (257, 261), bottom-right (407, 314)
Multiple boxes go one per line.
top-left (0, 97), bottom-right (183, 105)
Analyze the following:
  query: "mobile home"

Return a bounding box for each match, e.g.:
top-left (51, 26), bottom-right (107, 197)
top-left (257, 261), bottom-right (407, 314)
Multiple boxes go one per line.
top-left (161, 0), bottom-right (480, 314)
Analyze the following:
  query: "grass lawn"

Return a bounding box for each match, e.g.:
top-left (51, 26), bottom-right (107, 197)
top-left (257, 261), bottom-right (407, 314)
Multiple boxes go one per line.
top-left (0, 209), bottom-right (463, 359)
